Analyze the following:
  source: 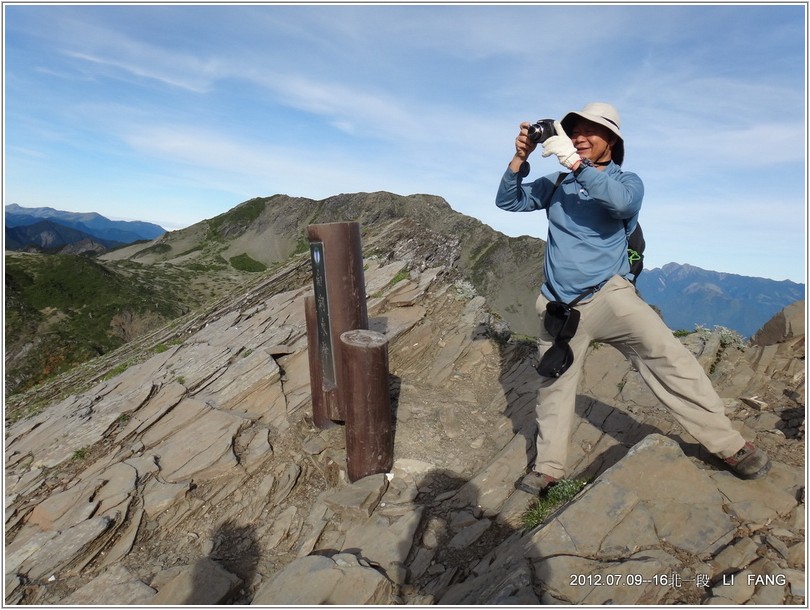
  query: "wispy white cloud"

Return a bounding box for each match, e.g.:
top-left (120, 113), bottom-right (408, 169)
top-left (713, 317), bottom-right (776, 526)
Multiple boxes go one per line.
top-left (62, 50), bottom-right (216, 93)
top-left (4, 3), bottom-right (805, 283)
top-left (15, 8), bottom-right (225, 92)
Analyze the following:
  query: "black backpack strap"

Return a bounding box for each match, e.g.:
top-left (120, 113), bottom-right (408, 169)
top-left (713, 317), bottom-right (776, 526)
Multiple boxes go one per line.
top-left (542, 172), bottom-right (568, 210)
top-left (625, 222), bottom-right (645, 283)
top-left (568, 285), bottom-right (598, 307)
top-left (545, 282), bottom-right (562, 302)
top-left (544, 282), bottom-right (599, 307)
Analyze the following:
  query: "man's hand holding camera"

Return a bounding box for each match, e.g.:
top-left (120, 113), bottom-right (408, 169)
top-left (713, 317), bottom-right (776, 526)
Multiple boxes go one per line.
top-left (510, 119), bottom-right (582, 173)
top-left (509, 122), bottom-right (539, 172)
top-left (541, 120), bottom-right (581, 170)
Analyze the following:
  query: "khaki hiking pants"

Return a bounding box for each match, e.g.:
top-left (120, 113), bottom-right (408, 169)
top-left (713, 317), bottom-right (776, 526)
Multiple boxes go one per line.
top-left (533, 274), bottom-right (746, 479)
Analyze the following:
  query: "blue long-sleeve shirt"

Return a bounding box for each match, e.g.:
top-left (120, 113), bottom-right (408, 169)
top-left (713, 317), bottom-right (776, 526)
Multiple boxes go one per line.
top-left (496, 162), bottom-right (644, 303)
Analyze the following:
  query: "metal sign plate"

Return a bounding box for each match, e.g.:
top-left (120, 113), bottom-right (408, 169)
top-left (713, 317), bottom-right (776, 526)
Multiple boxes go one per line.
top-left (309, 241), bottom-right (336, 385)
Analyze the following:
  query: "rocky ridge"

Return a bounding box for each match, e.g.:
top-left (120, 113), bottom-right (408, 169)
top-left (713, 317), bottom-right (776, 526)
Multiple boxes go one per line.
top-left (4, 217), bottom-right (806, 605)
top-left (101, 192), bottom-right (548, 337)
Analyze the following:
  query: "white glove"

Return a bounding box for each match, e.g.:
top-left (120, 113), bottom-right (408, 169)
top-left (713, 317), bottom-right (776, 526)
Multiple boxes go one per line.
top-left (541, 120), bottom-right (581, 169)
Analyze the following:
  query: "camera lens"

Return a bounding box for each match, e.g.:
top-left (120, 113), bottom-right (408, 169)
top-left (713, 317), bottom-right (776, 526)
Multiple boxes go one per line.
top-left (527, 119), bottom-right (556, 144)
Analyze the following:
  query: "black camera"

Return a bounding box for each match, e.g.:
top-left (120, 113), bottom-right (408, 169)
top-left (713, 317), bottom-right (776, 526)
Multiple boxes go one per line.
top-left (527, 119), bottom-right (556, 143)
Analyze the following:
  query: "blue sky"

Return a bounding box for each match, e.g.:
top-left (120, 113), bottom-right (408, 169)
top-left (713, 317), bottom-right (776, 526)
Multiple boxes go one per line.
top-left (3, 3), bottom-right (807, 283)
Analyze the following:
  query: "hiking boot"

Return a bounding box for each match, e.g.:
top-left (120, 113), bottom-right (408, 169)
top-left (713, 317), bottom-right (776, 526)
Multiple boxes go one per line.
top-left (722, 442), bottom-right (772, 480)
top-left (517, 470), bottom-right (558, 495)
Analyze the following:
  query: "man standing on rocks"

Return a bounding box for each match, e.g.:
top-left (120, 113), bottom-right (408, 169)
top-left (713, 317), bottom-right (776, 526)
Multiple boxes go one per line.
top-left (495, 102), bottom-right (771, 494)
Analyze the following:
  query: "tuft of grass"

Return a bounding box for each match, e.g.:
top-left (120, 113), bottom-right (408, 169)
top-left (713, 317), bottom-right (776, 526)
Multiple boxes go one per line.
top-left (72, 447), bottom-right (89, 461)
top-left (521, 478), bottom-right (589, 530)
top-left (388, 269), bottom-right (410, 287)
top-left (103, 361), bottom-right (131, 380)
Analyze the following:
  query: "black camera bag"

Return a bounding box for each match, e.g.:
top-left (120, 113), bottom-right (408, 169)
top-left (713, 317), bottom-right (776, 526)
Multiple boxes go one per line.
top-left (543, 301), bottom-right (580, 341)
top-left (535, 285), bottom-right (598, 378)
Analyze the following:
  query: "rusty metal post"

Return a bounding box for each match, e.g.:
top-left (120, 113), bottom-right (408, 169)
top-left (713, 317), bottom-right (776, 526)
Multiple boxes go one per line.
top-left (340, 330), bottom-right (393, 482)
top-left (307, 222), bottom-right (368, 423)
top-left (304, 295), bottom-right (340, 429)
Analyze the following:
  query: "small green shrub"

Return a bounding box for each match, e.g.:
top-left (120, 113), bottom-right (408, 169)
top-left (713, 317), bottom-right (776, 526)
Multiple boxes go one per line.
top-left (294, 236), bottom-right (310, 255)
top-left (695, 324), bottom-right (746, 349)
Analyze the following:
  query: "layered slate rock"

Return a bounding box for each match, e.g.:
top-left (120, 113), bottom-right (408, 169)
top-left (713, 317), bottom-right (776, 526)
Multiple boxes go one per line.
top-left (4, 219), bottom-right (805, 607)
top-left (252, 553), bottom-right (395, 604)
top-left (439, 435), bottom-right (800, 606)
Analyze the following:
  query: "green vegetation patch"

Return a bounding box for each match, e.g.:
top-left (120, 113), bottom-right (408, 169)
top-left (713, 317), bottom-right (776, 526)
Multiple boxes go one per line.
top-left (229, 253), bottom-right (267, 272)
top-left (4, 253), bottom-right (187, 395)
top-left (468, 238), bottom-right (505, 285)
top-left (389, 269), bottom-right (410, 286)
top-left (207, 198), bottom-right (267, 240)
top-left (103, 361), bottom-right (132, 380)
top-left (293, 235), bottom-right (310, 255)
top-left (132, 242), bottom-right (172, 258)
top-left (521, 478), bottom-right (590, 530)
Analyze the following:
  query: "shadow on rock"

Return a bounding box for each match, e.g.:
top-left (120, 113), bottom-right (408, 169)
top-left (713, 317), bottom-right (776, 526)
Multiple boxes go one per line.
top-left (187, 519), bottom-right (260, 604)
top-left (484, 319), bottom-right (693, 484)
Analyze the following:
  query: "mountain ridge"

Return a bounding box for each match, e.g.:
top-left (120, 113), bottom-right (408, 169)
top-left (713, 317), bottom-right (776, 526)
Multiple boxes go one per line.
top-left (103, 191), bottom-right (804, 339)
top-left (100, 191), bottom-right (549, 338)
top-left (5, 219), bottom-right (125, 253)
top-left (5, 193), bottom-right (804, 397)
top-left (636, 262), bottom-right (805, 338)
top-left (5, 203), bottom-right (166, 247)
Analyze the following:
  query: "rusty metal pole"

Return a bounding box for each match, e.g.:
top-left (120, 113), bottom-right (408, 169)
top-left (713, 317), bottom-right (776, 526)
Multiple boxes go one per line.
top-left (307, 222), bottom-right (368, 423)
top-left (304, 295), bottom-right (339, 429)
top-left (340, 330), bottom-right (393, 482)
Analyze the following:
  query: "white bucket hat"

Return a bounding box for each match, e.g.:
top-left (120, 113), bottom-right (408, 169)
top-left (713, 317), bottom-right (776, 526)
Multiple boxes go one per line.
top-left (560, 102), bottom-right (624, 165)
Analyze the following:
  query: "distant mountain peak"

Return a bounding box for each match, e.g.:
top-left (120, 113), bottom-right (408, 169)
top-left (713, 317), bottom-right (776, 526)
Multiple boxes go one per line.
top-left (637, 262), bottom-right (804, 337)
top-left (5, 204), bottom-right (166, 251)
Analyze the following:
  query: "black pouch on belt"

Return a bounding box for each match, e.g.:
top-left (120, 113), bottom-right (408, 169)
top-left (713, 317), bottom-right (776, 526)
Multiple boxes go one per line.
top-left (543, 301), bottom-right (580, 341)
top-left (535, 285), bottom-right (598, 378)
